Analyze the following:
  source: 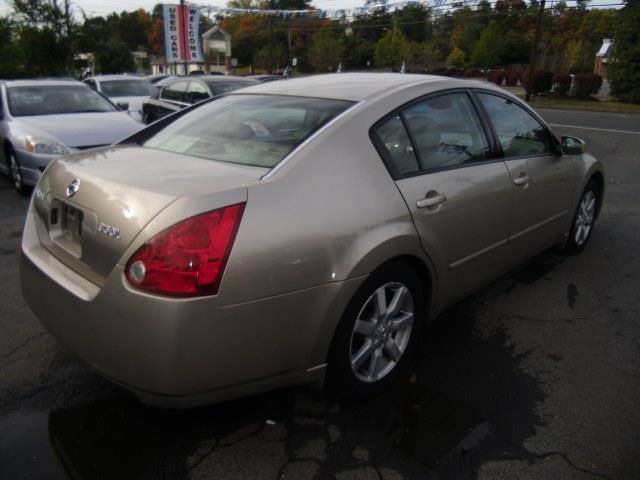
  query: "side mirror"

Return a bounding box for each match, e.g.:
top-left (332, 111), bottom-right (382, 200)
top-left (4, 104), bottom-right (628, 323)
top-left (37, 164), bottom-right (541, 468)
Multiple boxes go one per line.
top-left (561, 136), bottom-right (585, 155)
top-left (116, 102), bottom-right (129, 111)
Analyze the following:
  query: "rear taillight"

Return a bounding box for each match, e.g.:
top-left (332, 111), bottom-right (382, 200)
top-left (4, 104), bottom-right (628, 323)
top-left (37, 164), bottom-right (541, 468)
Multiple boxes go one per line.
top-left (125, 203), bottom-right (245, 297)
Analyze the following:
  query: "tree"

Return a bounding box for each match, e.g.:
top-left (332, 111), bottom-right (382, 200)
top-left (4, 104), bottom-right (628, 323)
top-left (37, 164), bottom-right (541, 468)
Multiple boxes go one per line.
top-left (446, 46), bottom-right (466, 67)
top-left (308, 28), bottom-right (344, 72)
top-left (95, 37), bottom-right (134, 73)
top-left (470, 20), bottom-right (503, 68)
top-left (610, 0), bottom-right (640, 102)
top-left (392, 4), bottom-right (431, 43)
top-left (374, 28), bottom-right (411, 69)
top-left (0, 18), bottom-right (24, 77)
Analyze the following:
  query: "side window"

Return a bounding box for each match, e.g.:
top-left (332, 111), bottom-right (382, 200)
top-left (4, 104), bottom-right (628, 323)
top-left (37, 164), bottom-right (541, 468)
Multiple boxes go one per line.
top-left (477, 93), bottom-right (552, 157)
top-left (85, 79), bottom-right (96, 90)
top-left (162, 81), bottom-right (188, 102)
top-left (373, 115), bottom-right (420, 176)
top-left (403, 92), bottom-right (490, 171)
top-left (185, 81), bottom-right (210, 104)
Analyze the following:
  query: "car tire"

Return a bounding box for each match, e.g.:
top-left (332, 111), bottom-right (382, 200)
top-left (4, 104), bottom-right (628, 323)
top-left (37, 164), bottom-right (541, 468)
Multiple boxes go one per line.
top-left (326, 261), bottom-right (425, 401)
top-left (6, 147), bottom-right (28, 195)
top-left (564, 179), bottom-right (599, 254)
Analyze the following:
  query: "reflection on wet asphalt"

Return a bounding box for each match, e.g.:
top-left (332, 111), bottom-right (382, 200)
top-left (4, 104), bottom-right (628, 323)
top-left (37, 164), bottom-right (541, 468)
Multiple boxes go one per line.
top-left (1, 253), bottom-right (552, 480)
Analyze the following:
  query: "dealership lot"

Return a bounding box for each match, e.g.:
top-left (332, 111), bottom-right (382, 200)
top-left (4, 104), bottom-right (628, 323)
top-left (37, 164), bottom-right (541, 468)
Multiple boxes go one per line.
top-left (1, 108), bottom-right (639, 479)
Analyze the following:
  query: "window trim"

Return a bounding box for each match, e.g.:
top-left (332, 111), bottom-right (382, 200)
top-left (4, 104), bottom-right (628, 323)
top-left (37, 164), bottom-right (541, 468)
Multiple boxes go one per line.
top-left (369, 88), bottom-right (502, 181)
top-left (470, 89), bottom-right (561, 160)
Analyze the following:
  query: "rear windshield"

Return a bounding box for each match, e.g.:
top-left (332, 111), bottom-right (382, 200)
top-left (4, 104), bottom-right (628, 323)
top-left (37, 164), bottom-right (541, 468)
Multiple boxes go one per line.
top-left (206, 81), bottom-right (258, 96)
top-left (144, 94), bottom-right (353, 168)
top-left (100, 79), bottom-right (155, 97)
top-left (7, 85), bottom-right (117, 116)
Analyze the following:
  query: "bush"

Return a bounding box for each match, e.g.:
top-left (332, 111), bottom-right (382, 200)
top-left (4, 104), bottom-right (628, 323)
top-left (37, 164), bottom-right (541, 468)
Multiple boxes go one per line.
top-left (573, 73), bottom-right (603, 98)
top-left (487, 70), bottom-right (506, 85)
top-left (553, 73), bottom-right (572, 96)
top-left (505, 70), bottom-right (520, 86)
top-left (522, 70), bottom-right (553, 95)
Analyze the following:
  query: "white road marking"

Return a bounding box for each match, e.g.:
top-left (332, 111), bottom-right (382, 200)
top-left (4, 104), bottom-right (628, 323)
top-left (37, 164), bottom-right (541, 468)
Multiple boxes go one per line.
top-left (549, 123), bottom-right (640, 135)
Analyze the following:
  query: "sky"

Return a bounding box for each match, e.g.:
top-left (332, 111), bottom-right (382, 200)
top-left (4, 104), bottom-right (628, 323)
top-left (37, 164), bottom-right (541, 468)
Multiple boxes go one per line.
top-left (0, 0), bottom-right (623, 18)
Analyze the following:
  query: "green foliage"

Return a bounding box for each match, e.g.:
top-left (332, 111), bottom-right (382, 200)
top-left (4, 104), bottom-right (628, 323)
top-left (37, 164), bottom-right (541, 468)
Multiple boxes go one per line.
top-left (253, 43), bottom-right (287, 71)
top-left (392, 4), bottom-right (431, 42)
top-left (95, 38), bottom-right (135, 73)
top-left (446, 46), bottom-right (466, 68)
top-left (610, 0), bottom-right (640, 103)
top-left (470, 20), bottom-right (503, 68)
top-left (374, 28), bottom-right (411, 69)
top-left (308, 28), bottom-right (344, 72)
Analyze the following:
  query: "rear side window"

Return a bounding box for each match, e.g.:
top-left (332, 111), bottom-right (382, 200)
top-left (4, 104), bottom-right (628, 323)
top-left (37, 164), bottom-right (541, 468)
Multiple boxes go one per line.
top-left (161, 81), bottom-right (188, 102)
top-left (403, 93), bottom-right (490, 171)
top-left (206, 81), bottom-right (257, 96)
top-left (144, 94), bottom-right (352, 168)
top-left (373, 115), bottom-right (420, 176)
top-left (186, 81), bottom-right (209, 104)
top-left (477, 93), bottom-right (552, 157)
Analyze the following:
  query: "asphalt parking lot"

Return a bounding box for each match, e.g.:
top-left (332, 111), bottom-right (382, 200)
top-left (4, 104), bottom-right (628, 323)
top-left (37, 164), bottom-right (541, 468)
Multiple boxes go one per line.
top-left (1, 108), bottom-right (639, 480)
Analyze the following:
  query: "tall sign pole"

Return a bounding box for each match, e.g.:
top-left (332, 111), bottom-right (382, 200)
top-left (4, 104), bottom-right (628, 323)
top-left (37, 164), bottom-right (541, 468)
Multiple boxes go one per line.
top-left (525, 0), bottom-right (546, 101)
top-left (180, 0), bottom-right (189, 74)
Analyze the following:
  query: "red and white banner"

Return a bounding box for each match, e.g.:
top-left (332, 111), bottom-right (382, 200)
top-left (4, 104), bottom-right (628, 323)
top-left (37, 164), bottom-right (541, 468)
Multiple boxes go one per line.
top-left (163, 4), bottom-right (203, 63)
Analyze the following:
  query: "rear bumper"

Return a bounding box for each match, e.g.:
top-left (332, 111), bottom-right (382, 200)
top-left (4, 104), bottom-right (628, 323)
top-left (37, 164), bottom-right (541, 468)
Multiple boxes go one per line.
top-left (21, 210), bottom-right (362, 407)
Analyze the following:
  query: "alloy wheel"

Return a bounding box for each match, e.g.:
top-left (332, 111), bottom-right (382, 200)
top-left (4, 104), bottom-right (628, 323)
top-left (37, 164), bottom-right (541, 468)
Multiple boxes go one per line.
top-left (574, 190), bottom-right (596, 246)
top-left (8, 152), bottom-right (24, 192)
top-left (349, 282), bottom-right (414, 383)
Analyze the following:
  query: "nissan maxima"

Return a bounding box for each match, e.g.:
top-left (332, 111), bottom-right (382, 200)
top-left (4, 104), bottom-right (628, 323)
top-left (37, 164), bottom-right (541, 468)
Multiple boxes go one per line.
top-left (21, 74), bottom-right (604, 407)
top-left (1, 79), bottom-right (143, 194)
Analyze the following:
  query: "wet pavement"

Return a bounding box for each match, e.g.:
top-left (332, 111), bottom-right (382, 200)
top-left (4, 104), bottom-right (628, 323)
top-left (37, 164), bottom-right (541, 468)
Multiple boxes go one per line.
top-left (2, 109), bottom-right (640, 479)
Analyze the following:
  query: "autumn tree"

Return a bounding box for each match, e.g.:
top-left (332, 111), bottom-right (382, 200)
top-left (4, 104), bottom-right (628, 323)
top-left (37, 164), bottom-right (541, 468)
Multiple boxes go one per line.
top-left (308, 28), bottom-right (344, 72)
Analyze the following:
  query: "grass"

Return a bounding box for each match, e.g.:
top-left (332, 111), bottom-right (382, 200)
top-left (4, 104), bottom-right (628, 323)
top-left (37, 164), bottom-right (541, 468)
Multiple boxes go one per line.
top-left (517, 94), bottom-right (640, 114)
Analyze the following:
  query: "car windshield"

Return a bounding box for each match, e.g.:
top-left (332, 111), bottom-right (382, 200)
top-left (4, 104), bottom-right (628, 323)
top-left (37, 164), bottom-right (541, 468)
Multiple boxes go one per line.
top-left (7, 85), bottom-right (117, 117)
top-left (100, 79), bottom-right (155, 97)
top-left (205, 81), bottom-right (258, 96)
top-left (144, 94), bottom-right (353, 168)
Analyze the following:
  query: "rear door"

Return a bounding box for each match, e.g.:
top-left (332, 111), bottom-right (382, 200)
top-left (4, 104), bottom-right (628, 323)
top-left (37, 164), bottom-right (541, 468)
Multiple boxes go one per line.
top-left (185, 80), bottom-right (211, 104)
top-left (157, 80), bottom-right (189, 118)
top-left (475, 91), bottom-right (577, 261)
top-left (372, 91), bottom-right (516, 306)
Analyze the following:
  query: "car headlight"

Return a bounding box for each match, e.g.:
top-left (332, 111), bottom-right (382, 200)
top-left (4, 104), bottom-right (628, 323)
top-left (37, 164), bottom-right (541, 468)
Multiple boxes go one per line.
top-left (25, 136), bottom-right (70, 155)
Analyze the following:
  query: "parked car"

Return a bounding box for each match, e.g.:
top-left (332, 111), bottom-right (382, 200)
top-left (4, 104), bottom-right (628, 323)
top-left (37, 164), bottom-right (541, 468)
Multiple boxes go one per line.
top-left (0, 79), bottom-right (143, 194)
top-left (21, 73), bottom-right (604, 407)
top-left (84, 75), bottom-right (155, 121)
top-left (246, 74), bottom-right (283, 83)
top-left (145, 74), bottom-right (172, 85)
top-left (142, 75), bottom-right (259, 124)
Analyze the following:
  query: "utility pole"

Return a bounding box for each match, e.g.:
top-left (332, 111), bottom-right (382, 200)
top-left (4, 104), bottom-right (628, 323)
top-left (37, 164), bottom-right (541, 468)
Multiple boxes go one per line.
top-left (525, 0), bottom-right (546, 101)
top-left (180, 0), bottom-right (189, 74)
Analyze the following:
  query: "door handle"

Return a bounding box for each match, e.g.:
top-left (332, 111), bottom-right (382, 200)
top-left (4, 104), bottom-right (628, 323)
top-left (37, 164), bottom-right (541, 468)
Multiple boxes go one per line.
top-left (416, 193), bottom-right (447, 209)
top-left (513, 175), bottom-right (531, 186)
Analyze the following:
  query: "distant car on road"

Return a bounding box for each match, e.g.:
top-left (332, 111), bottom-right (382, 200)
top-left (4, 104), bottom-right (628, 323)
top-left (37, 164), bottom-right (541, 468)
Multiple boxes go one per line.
top-left (84, 75), bottom-right (155, 121)
top-left (142, 75), bottom-right (259, 124)
top-left (21, 74), bottom-right (604, 407)
top-left (0, 79), bottom-right (143, 193)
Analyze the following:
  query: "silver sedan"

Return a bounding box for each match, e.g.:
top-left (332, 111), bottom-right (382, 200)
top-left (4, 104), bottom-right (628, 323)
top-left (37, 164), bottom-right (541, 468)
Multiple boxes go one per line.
top-left (0, 79), bottom-right (143, 194)
top-left (21, 74), bottom-right (604, 407)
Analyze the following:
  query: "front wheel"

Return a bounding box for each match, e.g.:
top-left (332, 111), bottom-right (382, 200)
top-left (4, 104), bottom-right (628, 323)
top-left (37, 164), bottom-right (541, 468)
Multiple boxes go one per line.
top-left (6, 148), bottom-right (27, 195)
top-left (327, 262), bottom-right (425, 400)
top-left (565, 180), bottom-right (599, 254)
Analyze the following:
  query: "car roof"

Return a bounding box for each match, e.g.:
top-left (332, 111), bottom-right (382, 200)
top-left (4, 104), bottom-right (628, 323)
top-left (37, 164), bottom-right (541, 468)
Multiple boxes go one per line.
top-left (192, 75), bottom-right (260, 83)
top-left (2, 79), bottom-right (83, 88)
top-left (235, 73), bottom-right (492, 102)
top-left (89, 75), bottom-right (147, 82)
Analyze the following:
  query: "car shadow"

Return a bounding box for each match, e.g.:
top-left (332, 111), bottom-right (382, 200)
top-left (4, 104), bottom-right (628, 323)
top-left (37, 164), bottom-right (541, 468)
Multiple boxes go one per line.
top-left (7, 252), bottom-right (561, 480)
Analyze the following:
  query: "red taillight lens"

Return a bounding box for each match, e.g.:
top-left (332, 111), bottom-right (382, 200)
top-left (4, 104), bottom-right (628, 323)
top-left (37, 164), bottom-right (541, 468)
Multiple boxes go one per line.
top-left (125, 203), bottom-right (245, 297)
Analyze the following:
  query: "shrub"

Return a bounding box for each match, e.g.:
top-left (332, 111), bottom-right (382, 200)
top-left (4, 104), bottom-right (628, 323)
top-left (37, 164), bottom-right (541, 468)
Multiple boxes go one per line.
top-left (487, 69), bottom-right (506, 85)
top-left (609, 0), bottom-right (640, 103)
top-left (522, 70), bottom-right (553, 95)
top-left (553, 73), bottom-right (572, 96)
top-left (505, 70), bottom-right (520, 86)
top-left (573, 73), bottom-right (603, 98)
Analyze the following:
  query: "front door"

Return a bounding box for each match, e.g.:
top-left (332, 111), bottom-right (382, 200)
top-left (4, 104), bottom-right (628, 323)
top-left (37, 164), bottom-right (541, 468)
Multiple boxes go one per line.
top-left (475, 92), bottom-right (577, 261)
top-left (372, 91), bottom-right (516, 307)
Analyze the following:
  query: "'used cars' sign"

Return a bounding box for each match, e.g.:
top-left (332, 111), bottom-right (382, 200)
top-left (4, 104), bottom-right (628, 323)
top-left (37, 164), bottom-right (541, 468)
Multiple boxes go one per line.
top-left (163, 3), bottom-right (204, 63)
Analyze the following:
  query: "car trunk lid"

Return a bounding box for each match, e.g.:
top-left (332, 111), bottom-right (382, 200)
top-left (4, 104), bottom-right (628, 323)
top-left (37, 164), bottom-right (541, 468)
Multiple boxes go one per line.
top-left (32, 146), bottom-right (268, 286)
